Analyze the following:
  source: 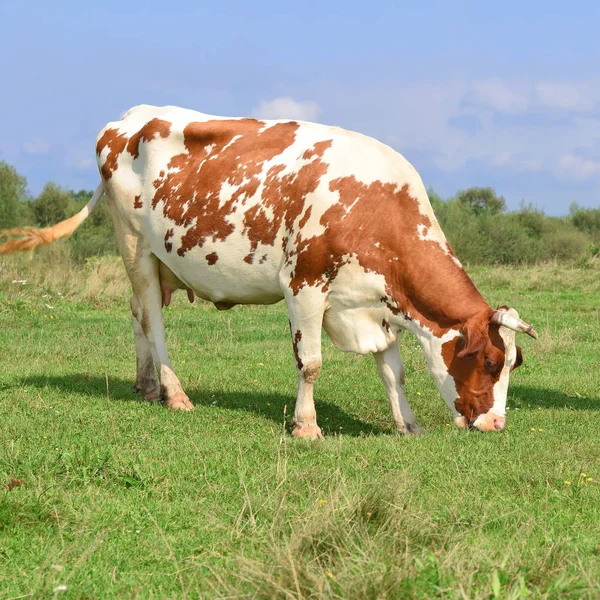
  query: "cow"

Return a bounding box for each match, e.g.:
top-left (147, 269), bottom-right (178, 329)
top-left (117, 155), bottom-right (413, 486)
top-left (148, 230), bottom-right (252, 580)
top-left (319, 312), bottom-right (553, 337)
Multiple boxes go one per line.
top-left (0, 104), bottom-right (537, 437)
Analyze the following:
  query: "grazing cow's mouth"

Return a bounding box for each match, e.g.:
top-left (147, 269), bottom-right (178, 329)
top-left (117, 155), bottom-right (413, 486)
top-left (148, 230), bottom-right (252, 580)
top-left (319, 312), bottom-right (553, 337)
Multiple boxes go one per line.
top-left (454, 414), bottom-right (505, 431)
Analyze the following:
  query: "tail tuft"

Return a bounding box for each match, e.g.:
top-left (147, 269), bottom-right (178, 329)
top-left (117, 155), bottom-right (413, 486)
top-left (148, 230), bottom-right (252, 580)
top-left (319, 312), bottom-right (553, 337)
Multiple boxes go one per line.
top-left (0, 183), bottom-right (104, 256)
top-left (0, 226), bottom-right (57, 255)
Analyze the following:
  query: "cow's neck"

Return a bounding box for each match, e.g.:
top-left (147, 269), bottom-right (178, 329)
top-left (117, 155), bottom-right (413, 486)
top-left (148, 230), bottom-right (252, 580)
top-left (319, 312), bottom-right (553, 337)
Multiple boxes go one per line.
top-left (387, 252), bottom-right (491, 336)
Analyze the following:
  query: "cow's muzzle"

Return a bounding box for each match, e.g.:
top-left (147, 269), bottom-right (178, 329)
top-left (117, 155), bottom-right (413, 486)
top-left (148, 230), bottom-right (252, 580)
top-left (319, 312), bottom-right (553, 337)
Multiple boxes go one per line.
top-left (454, 413), bottom-right (505, 431)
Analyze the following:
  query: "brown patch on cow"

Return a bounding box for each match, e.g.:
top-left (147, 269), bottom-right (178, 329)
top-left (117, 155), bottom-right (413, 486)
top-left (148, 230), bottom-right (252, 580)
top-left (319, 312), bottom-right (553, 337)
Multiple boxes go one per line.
top-left (150, 119), bottom-right (302, 257)
top-left (164, 229), bottom-right (174, 253)
top-left (215, 301), bottom-right (236, 310)
top-left (206, 252), bottom-right (219, 265)
top-left (242, 148), bottom-right (329, 264)
top-left (290, 177), bottom-right (488, 334)
top-left (292, 328), bottom-right (303, 370)
top-left (298, 205), bottom-right (312, 230)
top-left (126, 118), bottom-right (171, 159)
top-left (96, 128), bottom-right (129, 180)
top-left (441, 314), bottom-right (505, 421)
top-left (134, 195), bottom-right (143, 209)
top-left (132, 122), bottom-right (332, 264)
top-left (302, 140), bottom-right (332, 160)
top-left (382, 319), bottom-right (391, 332)
top-left (302, 359), bottom-right (321, 383)
top-left (259, 254), bottom-right (268, 264)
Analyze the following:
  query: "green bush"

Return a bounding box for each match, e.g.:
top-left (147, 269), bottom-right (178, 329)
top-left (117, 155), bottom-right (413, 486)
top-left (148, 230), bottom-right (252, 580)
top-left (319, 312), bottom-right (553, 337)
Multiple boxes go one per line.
top-left (570, 203), bottom-right (600, 243)
top-left (432, 190), bottom-right (591, 265)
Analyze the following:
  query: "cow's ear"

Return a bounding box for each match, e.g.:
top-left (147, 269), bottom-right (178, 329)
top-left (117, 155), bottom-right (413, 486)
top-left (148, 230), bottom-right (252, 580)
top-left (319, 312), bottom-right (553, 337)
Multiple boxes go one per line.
top-left (457, 316), bottom-right (489, 358)
top-left (511, 346), bottom-right (523, 371)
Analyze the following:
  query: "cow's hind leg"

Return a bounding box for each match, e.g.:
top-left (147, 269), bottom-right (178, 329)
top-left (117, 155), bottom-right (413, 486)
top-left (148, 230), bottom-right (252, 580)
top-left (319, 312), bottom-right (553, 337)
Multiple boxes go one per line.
top-left (373, 341), bottom-right (424, 435)
top-left (127, 253), bottom-right (193, 411)
top-left (286, 291), bottom-right (325, 440)
top-left (131, 302), bottom-right (160, 402)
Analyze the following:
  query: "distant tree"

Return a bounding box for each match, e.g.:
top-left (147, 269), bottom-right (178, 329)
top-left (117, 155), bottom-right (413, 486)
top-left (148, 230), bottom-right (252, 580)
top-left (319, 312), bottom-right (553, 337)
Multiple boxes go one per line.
top-left (71, 189), bottom-right (94, 205)
top-left (456, 187), bottom-right (506, 216)
top-left (0, 161), bottom-right (29, 228)
top-left (570, 202), bottom-right (600, 241)
top-left (517, 201), bottom-right (545, 238)
top-left (31, 182), bottom-right (75, 226)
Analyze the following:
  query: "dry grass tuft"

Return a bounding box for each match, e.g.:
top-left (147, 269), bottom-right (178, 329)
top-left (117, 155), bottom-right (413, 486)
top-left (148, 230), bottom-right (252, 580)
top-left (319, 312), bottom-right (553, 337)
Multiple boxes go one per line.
top-left (0, 246), bottom-right (130, 306)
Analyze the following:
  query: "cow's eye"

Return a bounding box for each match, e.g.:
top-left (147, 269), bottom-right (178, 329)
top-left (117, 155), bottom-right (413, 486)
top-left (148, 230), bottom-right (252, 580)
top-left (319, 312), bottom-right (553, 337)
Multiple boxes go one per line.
top-left (484, 356), bottom-right (500, 374)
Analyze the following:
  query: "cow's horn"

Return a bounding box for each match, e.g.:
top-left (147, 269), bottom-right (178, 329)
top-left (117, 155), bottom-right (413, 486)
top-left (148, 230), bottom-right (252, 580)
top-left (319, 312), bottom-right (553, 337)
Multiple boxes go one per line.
top-left (491, 310), bottom-right (538, 340)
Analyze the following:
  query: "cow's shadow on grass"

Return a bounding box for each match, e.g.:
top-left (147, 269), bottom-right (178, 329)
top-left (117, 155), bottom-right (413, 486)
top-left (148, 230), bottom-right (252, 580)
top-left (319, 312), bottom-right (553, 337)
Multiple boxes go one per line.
top-left (510, 385), bottom-right (599, 410)
top-left (18, 374), bottom-right (389, 437)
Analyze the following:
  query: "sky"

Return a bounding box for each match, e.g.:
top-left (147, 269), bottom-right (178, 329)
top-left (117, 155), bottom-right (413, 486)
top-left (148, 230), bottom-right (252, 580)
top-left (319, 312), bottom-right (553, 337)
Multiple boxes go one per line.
top-left (1, 0), bottom-right (600, 215)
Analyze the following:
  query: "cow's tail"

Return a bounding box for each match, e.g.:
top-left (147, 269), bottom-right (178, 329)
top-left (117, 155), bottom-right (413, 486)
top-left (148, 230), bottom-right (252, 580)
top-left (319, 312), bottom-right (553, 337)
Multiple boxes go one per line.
top-left (0, 182), bottom-right (105, 255)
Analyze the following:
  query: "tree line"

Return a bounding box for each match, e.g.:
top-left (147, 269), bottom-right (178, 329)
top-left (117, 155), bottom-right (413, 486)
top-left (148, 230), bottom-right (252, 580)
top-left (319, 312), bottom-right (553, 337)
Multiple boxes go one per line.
top-left (1, 160), bottom-right (599, 265)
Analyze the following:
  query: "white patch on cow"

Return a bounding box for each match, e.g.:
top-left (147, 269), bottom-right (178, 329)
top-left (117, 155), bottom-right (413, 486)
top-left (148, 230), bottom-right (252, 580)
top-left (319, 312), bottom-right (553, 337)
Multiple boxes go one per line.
top-left (209, 135), bottom-right (242, 161)
top-left (322, 258), bottom-right (398, 354)
top-left (416, 222), bottom-right (463, 268)
top-left (490, 318), bottom-right (517, 418)
top-left (408, 324), bottom-right (461, 417)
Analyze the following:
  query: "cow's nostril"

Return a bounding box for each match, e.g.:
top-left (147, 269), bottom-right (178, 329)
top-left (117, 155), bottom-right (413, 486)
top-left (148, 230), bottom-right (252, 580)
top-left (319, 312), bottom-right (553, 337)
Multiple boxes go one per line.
top-left (494, 418), bottom-right (505, 430)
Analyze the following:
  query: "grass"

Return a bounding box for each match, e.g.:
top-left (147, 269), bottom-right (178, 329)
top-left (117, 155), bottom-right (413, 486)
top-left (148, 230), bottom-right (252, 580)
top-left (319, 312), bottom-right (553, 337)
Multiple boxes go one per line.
top-left (1, 251), bottom-right (599, 599)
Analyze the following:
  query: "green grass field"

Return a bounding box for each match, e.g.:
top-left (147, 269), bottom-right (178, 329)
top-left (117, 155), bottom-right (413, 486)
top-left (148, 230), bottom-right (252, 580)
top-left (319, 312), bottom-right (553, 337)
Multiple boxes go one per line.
top-left (1, 254), bottom-right (599, 599)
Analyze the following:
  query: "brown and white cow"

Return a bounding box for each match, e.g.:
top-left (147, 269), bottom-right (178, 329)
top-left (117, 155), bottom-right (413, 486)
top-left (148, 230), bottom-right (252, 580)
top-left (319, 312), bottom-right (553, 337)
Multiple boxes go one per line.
top-left (0, 104), bottom-right (537, 437)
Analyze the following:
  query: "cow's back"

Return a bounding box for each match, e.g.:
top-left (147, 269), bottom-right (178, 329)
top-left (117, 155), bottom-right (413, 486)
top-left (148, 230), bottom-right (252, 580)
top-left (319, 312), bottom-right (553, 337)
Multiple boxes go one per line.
top-left (96, 105), bottom-right (450, 311)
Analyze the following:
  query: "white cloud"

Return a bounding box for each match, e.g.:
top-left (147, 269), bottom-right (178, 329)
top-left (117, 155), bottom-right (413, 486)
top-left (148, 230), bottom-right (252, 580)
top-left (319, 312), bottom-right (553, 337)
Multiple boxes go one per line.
top-left (535, 82), bottom-right (593, 111)
top-left (557, 154), bottom-right (600, 181)
top-left (470, 78), bottom-right (528, 113)
top-left (490, 152), bottom-right (544, 172)
top-left (77, 157), bottom-right (95, 170)
top-left (312, 79), bottom-right (600, 189)
top-left (252, 97), bottom-right (321, 121)
top-left (23, 138), bottom-right (50, 154)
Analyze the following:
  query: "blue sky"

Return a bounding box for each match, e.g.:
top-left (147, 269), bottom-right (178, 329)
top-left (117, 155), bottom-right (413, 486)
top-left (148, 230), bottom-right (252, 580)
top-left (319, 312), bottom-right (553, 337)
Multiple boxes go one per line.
top-left (1, 0), bottom-right (599, 215)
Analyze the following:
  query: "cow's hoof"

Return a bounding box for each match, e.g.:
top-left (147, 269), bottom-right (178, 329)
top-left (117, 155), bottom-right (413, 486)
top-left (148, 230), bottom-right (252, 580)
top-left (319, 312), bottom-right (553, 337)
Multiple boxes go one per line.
top-left (398, 422), bottom-right (425, 435)
top-left (292, 424), bottom-right (324, 440)
top-left (406, 423), bottom-right (426, 435)
top-left (164, 393), bottom-right (195, 411)
top-left (133, 383), bottom-right (160, 402)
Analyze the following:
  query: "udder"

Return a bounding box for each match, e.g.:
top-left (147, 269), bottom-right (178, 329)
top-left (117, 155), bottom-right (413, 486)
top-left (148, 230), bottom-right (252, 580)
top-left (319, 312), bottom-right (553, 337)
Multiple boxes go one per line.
top-left (159, 261), bottom-right (195, 307)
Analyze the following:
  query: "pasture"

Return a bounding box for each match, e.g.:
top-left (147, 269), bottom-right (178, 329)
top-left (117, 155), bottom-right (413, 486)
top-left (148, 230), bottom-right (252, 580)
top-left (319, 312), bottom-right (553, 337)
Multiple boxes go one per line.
top-left (1, 251), bottom-right (599, 599)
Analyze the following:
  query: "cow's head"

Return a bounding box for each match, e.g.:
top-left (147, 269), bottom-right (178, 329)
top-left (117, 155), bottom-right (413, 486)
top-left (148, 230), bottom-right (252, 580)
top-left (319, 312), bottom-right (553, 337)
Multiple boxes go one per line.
top-left (441, 307), bottom-right (535, 431)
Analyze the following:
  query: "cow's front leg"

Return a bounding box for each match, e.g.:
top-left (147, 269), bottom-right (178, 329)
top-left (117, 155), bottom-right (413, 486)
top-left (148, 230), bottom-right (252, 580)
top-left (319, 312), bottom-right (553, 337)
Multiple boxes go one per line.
top-left (373, 341), bottom-right (424, 434)
top-left (128, 259), bottom-right (193, 411)
top-left (131, 305), bottom-right (160, 402)
top-left (287, 293), bottom-right (325, 440)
